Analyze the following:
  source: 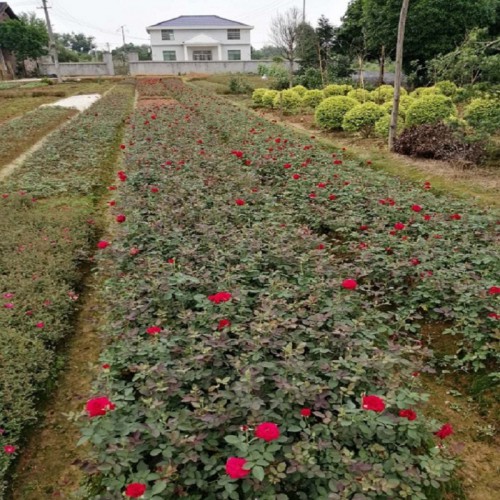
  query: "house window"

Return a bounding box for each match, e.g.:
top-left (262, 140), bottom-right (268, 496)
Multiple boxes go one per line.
top-left (227, 29), bottom-right (240, 40)
top-left (193, 50), bottom-right (212, 61)
top-left (163, 50), bottom-right (176, 61)
top-left (228, 50), bottom-right (241, 61)
top-left (161, 29), bottom-right (174, 40)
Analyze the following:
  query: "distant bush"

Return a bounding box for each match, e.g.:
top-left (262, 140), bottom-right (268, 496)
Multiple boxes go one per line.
top-left (315, 96), bottom-right (358, 129)
top-left (347, 88), bottom-right (372, 102)
top-left (406, 95), bottom-right (457, 127)
top-left (291, 85), bottom-right (307, 96)
top-left (342, 101), bottom-right (385, 135)
top-left (381, 96), bottom-right (415, 118)
top-left (302, 89), bottom-right (324, 108)
top-left (394, 122), bottom-right (486, 165)
top-left (262, 89), bottom-right (279, 108)
top-left (323, 84), bottom-right (353, 97)
top-left (252, 88), bottom-right (268, 106)
top-left (273, 89), bottom-right (302, 113)
top-left (464, 98), bottom-right (500, 134)
top-left (370, 84), bottom-right (407, 104)
top-left (296, 68), bottom-right (323, 89)
top-left (435, 80), bottom-right (458, 97)
top-left (410, 86), bottom-right (438, 98)
top-left (374, 113), bottom-right (405, 138)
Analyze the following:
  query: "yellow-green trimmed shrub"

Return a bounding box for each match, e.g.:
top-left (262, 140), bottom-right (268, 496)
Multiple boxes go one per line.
top-left (252, 88), bottom-right (268, 106)
top-left (262, 89), bottom-right (279, 108)
top-left (302, 89), bottom-right (325, 108)
top-left (410, 86), bottom-right (438, 98)
top-left (406, 94), bottom-right (457, 127)
top-left (347, 88), bottom-right (372, 102)
top-left (381, 96), bottom-right (415, 118)
top-left (374, 113), bottom-right (405, 138)
top-left (291, 85), bottom-right (307, 96)
top-left (370, 85), bottom-right (407, 104)
top-left (272, 89), bottom-right (302, 112)
top-left (435, 80), bottom-right (458, 97)
top-left (342, 102), bottom-right (386, 135)
top-left (463, 98), bottom-right (500, 134)
top-left (323, 84), bottom-right (353, 97)
top-left (315, 96), bottom-right (358, 129)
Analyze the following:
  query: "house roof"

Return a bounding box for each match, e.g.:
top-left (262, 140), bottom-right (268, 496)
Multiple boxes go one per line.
top-left (0, 2), bottom-right (18, 20)
top-left (148, 15), bottom-right (252, 29)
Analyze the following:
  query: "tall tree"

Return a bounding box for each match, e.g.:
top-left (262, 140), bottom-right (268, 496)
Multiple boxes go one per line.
top-left (269, 7), bottom-right (302, 87)
top-left (316, 15), bottom-right (335, 77)
top-left (0, 12), bottom-right (48, 63)
top-left (296, 22), bottom-right (319, 68)
top-left (389, 0), bottom-right (411, 151)
top-left (58, 32), bottom-right (96, 53)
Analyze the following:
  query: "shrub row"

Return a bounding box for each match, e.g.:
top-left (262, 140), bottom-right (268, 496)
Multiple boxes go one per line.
top-left (0, 106), bottom-right (75, 169)
top-left (79, 79), bottom-right (498, 499)
top-left (0, 82), bottom-right (135, 495)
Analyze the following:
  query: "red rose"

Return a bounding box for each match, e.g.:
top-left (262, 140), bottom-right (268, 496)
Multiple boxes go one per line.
top-left (208, 292), bottom-right (232, 304)
top-left (225, 457), bottom-right (251, 479)
top-left (488, 286), bottom-right (500, 295)
top-left (3, 445), bottom-right (16, 454)
top-left (125, 483), bottom-right (147, 498)
top-left (283, 163), bottom-right (292, 169)
top-left (317, 182), bottom-right (326, 188)
top-left (300, 408), bottom-right (312, 417)
top-left (231, 150), bottom-right (244, 158)
top-left (316, 243), bottom-right (325, 250)
top-left (309, 192), bottom-right (317, 199)
top-left (108, 200), bottom-right (116, 206)
top-left (410, 258), bottom-right (420, 266)
top-left (411, 204), bottom-right (422, 212)
top-left (359, 225), bottom-right (368, 231)
top-left (434, 423), bottom-right (453, 439)
top-left (394, 222), bottom-right (405, 231)
top-left (292, 174), bottom-right (301, 180)
top-left (97, 240), bottom-right (110, 249)
top-left (116, 214), bottom-right (126, 223)
top-left (102, 363), bottom-right (110, 370)
top-left (146, 326), bottom-right (161, 335)
top-left (167, 258), bottom-right (175, 264)
top-left (235, 199), bottom-right (245, 206)
top-left (423, 214), bottom-right (432, 221)
top-left (450, 213), bottom-right (462, 220)
top-left (329, 194), bottom-right (336, 200)
top-left (334, 159), bottom-right (342, 165)
top-left (255, 422), bottom-right (280, 442)
top-left (217, 319), bottom-right (231, 330)
top-left (85, 396), bottom-right (116, 417)
top-left (342, 279), bottom-right (357, 290)
top-left (362, 395), bottom-right (385, 412)
top-left (129, 247), bottom-right (140, 256)
top-left (119, 144), bottom-right (126, 150)
top-left (35, 322), bottom-right (44, 328)
top-left (150, 186), bottom-right (159, 193)
top-left (488, 312), bottom-right (500, 320)
top-left (399, 409), bottom-right (417, 421)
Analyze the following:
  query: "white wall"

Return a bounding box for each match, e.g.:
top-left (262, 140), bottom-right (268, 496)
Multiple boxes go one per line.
top-left (148, 28), bottom-right (251, 45)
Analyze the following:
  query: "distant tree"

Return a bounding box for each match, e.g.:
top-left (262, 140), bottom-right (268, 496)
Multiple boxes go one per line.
top-left (316, 15), bottom-right (335, 77)
top-left (58, 32), bottom-right (96, 54)
top-left (296, 22), bottom-right (319, 68)
top-left (0, 12), bottom-right (48, 63)
top-left (112, 43), bottom-right (152, 61)
top-left (269, 7), bottom-right (302, 87)
top-left (251, 45), bottom-right (283, 60)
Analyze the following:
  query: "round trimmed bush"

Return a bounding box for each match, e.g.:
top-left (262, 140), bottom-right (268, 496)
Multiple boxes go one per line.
top-left (252, 88), bottom-right (268, 106)
top-left (315, 96), bottom-right (358, 130)
top-left (463, 98), bottom-right (500, 134)
top-left (272, 89), bottom-right (302, 112)
top-left (381, 96), bottom-right (415, 118)
top-left (347, 88), bottom-right (372, 102)
top-left (342, 101), bottom-right (385, 135)
top-left (323, 84), bottom-right (353, 97)
top-left (435, 80), bottom-right (458, 97)
top-left (410, 86), bottom-right (438, 98)
top-left (291, 85), bottom-right (307, 96)
top-left (262, 89), bottom-right (279, 108)
top-left (406, 94), bottom-right (457, 127)
top-left (302, 89), bottom-right (325, 108)
top-left (374, 113), bottom-right (405, 138)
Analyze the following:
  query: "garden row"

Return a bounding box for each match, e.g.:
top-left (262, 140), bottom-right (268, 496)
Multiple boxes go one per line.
top-left (0, 81), bottom-right (135, 497)
top-left (79, 78), bottom-right (497, 499)
top-left (0, 106), bottom-right (76, 169)
top-left (251, 82), bottom-right (500, 140)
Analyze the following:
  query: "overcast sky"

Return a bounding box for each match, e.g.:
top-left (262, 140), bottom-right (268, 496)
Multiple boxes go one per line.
top-left (8, 0), bottom-right (350, 50)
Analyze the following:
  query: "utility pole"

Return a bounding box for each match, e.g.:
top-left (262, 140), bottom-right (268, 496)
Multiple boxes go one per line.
top-left (41, 0), bottom-right (61, 82)
top-left (302, 0), bottom-right (306, 22)
top-left (119, 25), bottom-right (126, 47)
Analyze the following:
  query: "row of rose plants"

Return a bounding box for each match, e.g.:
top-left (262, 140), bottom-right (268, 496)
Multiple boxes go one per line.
top-left (0, 106), bottom-right (76, 169)
top-left (0, 82), bottom-right (136, 496)
top-left (76, 78), bottom-right (500, 498)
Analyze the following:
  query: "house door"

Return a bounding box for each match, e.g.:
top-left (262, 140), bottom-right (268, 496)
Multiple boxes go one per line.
top-left (193, 50), bottom-right (213, 61)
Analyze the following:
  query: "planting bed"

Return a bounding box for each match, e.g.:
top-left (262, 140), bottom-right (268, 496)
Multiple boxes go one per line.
top-left (0, 106), bottom-right (76, 170)
top-left (0, 81), bottom-right (135, 496)
top-left (78, 79), bottom-right (498, 499)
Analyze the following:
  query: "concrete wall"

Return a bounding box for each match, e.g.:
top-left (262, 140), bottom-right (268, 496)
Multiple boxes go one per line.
top-left (129, 60), bottom-right (288, 75)
top-left (40, 53), bottom-right (114, 77)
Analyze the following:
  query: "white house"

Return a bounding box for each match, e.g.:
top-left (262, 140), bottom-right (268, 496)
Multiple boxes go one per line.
top-left (146, 15), bottom-right (253, 62)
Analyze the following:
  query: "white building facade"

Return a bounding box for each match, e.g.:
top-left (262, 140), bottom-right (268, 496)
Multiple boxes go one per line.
top-left (147, 15), bottom-right (253, 62)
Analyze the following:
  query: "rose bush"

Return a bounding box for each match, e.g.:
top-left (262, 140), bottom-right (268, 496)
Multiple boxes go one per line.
top-left (78, 78), bottom-right (498, 499)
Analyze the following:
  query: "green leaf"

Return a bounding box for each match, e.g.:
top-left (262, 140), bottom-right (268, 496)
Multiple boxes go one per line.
top-left (151, 481), bottom-right (168, 495)
top-left (252, 465), bottom-right (265, 482)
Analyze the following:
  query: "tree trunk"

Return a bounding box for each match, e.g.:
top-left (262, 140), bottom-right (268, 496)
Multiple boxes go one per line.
top-left (358, 55), bottom-right (364, 88)
top-left (288, 58), bottom-right (294, 88)
top-left (378, 45), bottom-right (385, 85)
top-left (389, 0), bottom-right (410, 151)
